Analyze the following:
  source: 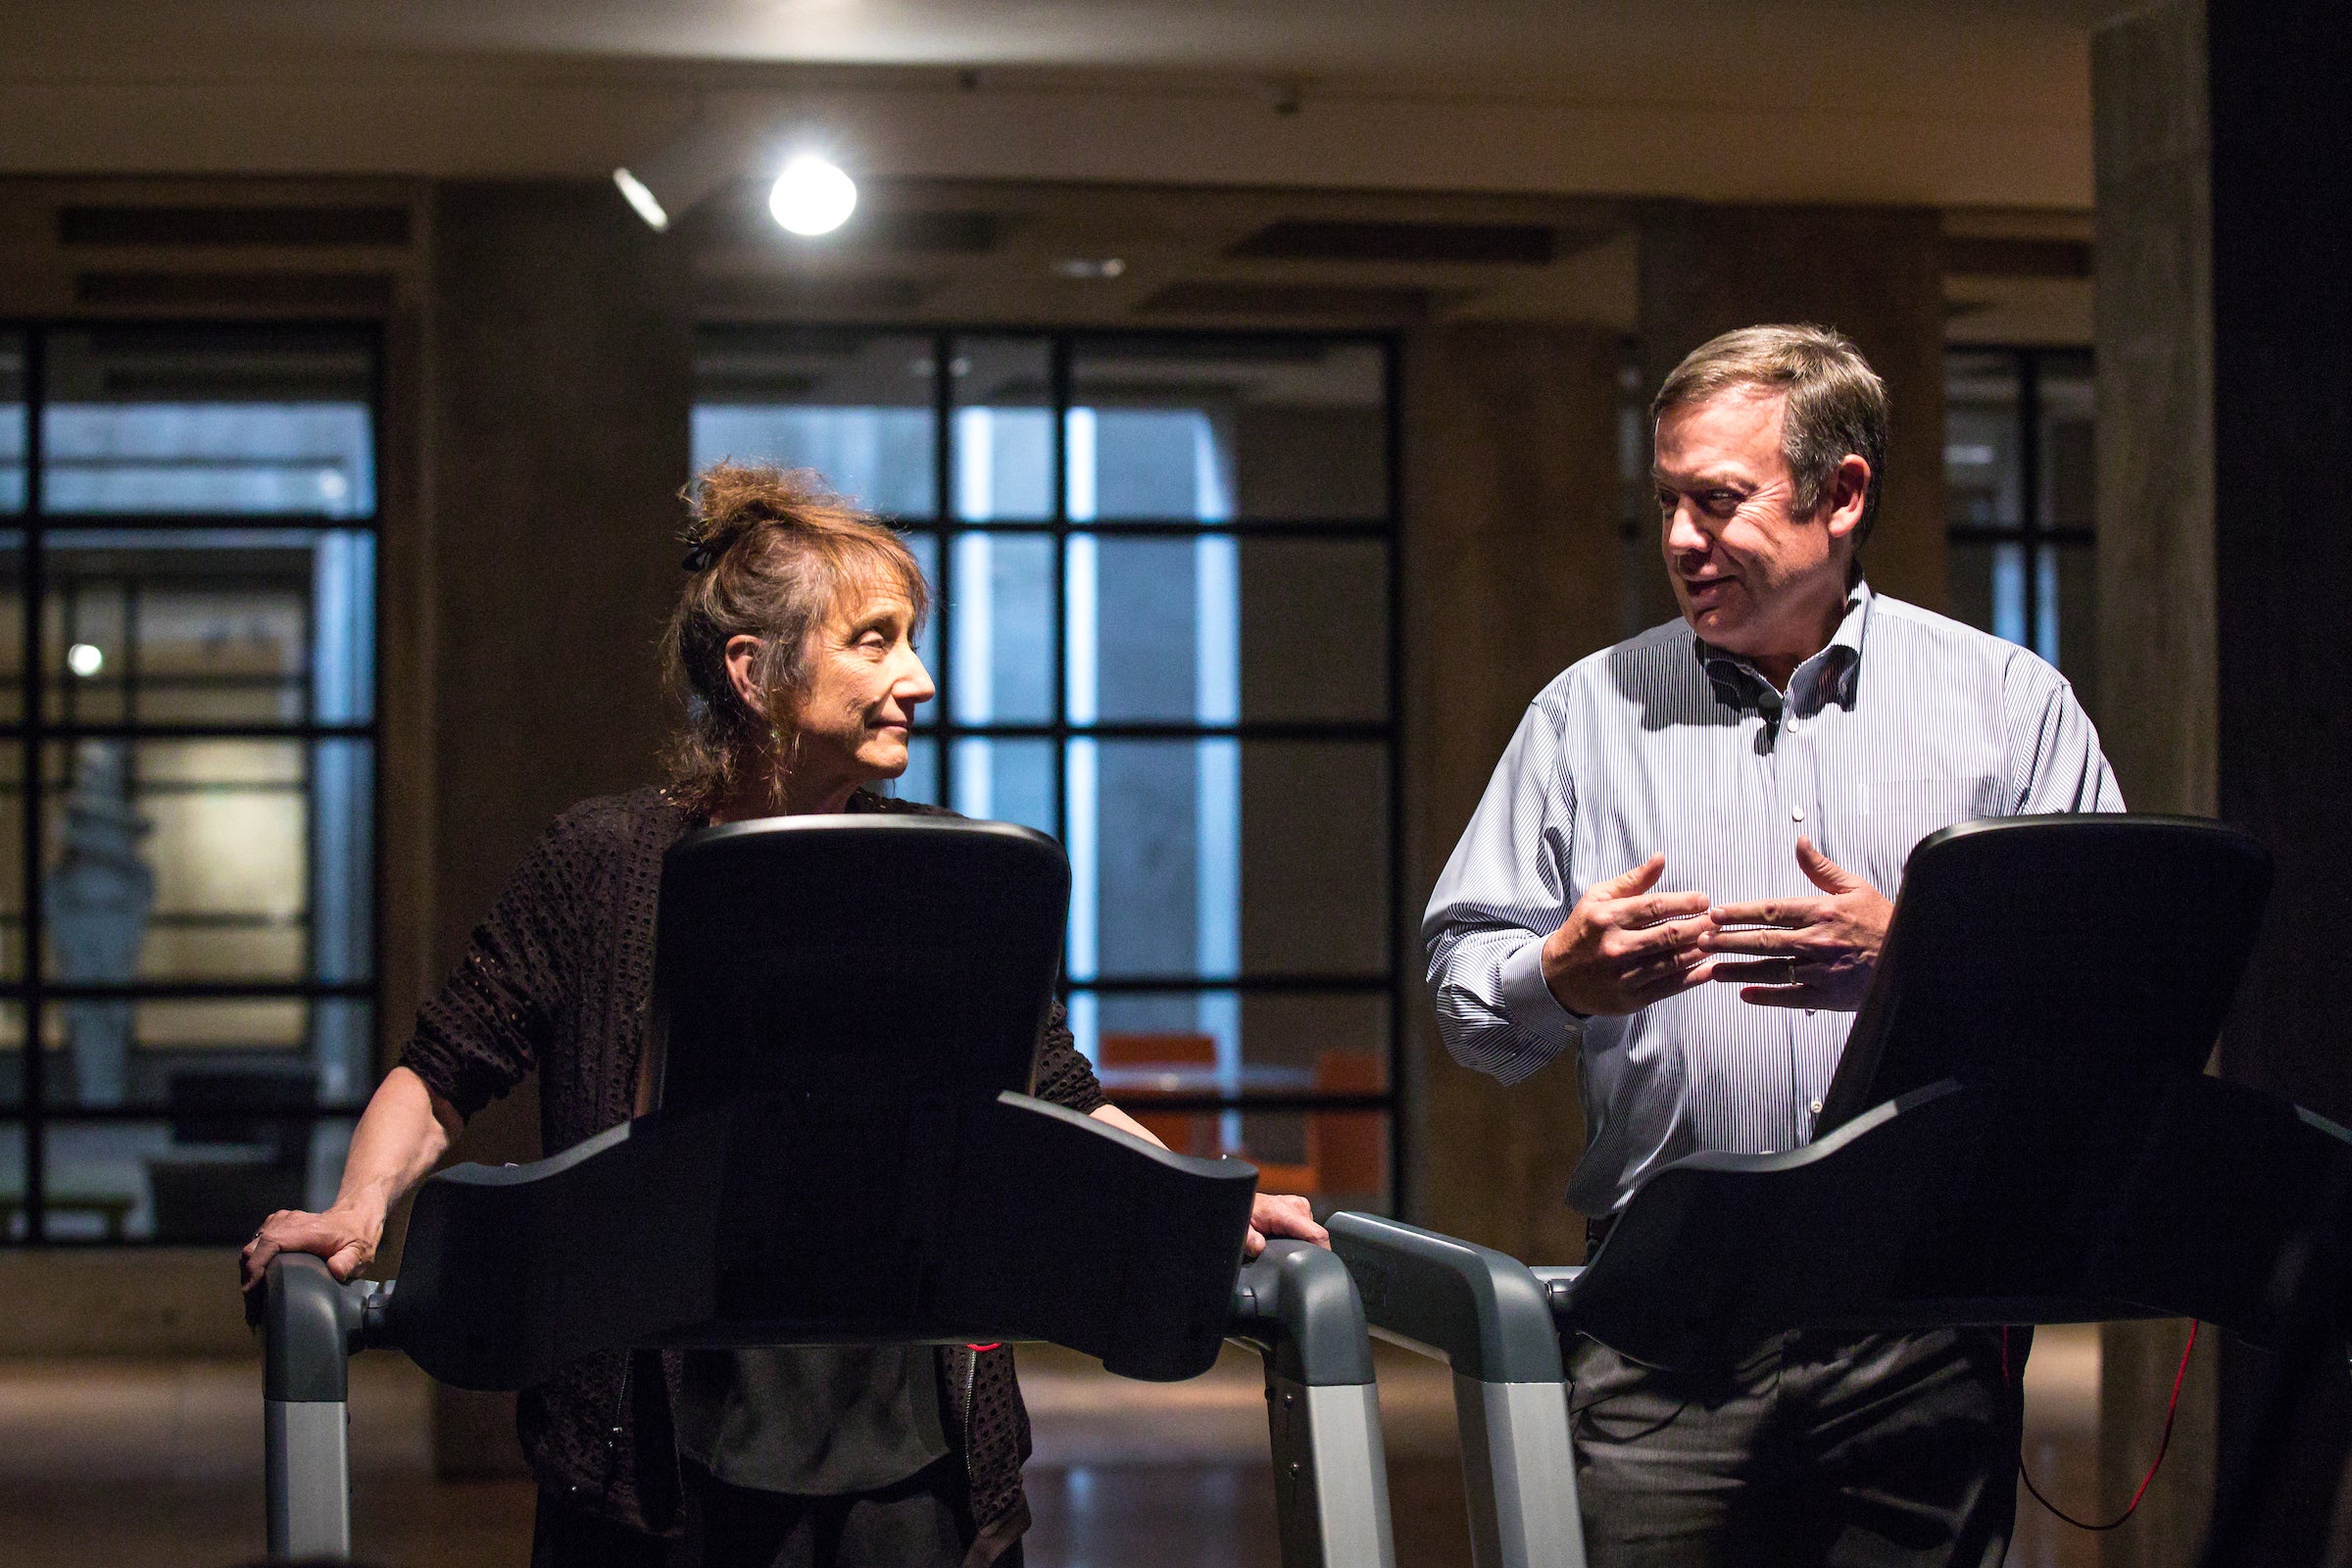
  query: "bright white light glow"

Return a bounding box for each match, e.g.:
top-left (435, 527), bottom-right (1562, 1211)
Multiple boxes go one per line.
top-left (768, 156), bottom-right (858, 236)
top-left (68, 643), bottom-right (105, 677)
top-left (612, 168), bottom-right (669, 231)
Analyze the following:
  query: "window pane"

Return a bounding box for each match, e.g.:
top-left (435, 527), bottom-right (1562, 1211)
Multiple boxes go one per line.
top-left (949, 531), bottom-right (1054, 724)
top-left (42, 737), bottom-right (373, 989)
top-left (1068, 739), bottom-right (1386, 981)
top-left (41, 329), bottom-right (374, 517)
top-left (902, 531), bottom-right (941, 691)
top-left (952, 737), bottom-right (1057, 837)
top-left (1069, 338), bottom-right (1387, 521)
top-left (1070, 531), bottom-right (1402, 728)
top-left (40, 1110), bottom-right (354, 1242)
top-left (1944, 352), bottom-right (2022, 531)
top-left (0, 745), bottom-right (21, 986)
top-left (952, 337), bottom-right (1053, 521)
top-left (1241, 741), bottom-right (1389, 976)
top-left (41, 528), bottom-right (374, 726)
top-left (2052, 541), bottom-right (2098, 716)
top-left (2, 1002), bottom-right (20, 1110)
top-left (0, 529), bottom-right (19, 724)
top-left (1069, 535), bottom-right (1235, 725)
top-left (1947, 539), bottom-right (1996, 639)
top-left (692, 328), bottom-right (936, 518)
top-left (2038, 355), bottom-right (2096, 534)
top-left (1233, 1107), bottom-right (1390, 1209)
top-left (42, 997), bottom-right (372, 1111)
top-left (1081, 991), bottom-right (1389, 1204)
top-left (885, 735), bottom-right (941, 807)
top-left (1946, 538), bottom-right (2030, 647)
top-left (1, 1107), bottom-right (24, 1238)
top-left (0, 335), bottom-right (24, 513)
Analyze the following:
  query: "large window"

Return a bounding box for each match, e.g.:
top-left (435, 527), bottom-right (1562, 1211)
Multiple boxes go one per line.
top-left (1, 325), bottom-right (377, 1243)
top-left (694, 328), bottom-right (1400, 1210)
top-left (1944, 349), bottom-right (2096, 708)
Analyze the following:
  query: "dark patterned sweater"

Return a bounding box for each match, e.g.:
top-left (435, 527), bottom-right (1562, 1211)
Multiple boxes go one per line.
top-left (398, 786), bottom-right (1104, 1565)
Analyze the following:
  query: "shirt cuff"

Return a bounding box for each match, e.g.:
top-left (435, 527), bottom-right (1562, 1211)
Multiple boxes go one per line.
top-left (1498, 936), bottom-right (1586, 1047)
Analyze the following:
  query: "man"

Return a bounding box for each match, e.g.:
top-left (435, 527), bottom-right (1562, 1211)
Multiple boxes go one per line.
top-left (1425, 324), bottom-right (2121, 1566)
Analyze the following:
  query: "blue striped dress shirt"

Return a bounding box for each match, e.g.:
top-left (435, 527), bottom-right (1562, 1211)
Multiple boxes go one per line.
top-left (1424, 583), bottom-right (2125, 1216)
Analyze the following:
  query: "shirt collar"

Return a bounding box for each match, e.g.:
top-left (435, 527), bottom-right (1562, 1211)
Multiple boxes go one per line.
top-left (1693, 580), bottom-right (1873, 718)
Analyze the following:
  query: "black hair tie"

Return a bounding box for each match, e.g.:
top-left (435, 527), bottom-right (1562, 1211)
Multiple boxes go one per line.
top-left (681, 542), bottom-right (717, 572)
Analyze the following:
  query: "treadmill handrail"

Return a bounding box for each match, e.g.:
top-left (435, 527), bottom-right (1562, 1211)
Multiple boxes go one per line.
top-left (1228, 1238), bottom-right (1380, 1388)
top-left (1327, 1212), bottom-right (1564, 1384)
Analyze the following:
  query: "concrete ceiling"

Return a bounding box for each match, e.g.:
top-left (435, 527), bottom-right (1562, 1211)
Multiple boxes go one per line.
top-left (2, 1), bottom-right (2113, 85)
top-left (0, 1), bottom-right (2115, 208)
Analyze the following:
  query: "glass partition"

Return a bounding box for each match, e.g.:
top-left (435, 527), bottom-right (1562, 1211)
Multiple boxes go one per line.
top-left (696, 328), bottom-right (1399, 1210)
top-left (2, 325), bottom-right (379, 1244)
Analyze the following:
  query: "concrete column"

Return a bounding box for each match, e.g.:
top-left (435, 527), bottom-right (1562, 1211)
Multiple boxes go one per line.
top-left (2090, 4), bottom-right (2218, 1560)
top-left (418, 179), bottom-right (693, 1476)
top-left (1401, 322), bottom-right (1622, 1262)
top-left (1637, 204), bottom-right (1947, 627)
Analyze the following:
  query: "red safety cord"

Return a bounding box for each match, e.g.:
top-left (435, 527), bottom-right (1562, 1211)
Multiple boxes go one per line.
top-left (2002, 1322), bottom-right (2199, 1531)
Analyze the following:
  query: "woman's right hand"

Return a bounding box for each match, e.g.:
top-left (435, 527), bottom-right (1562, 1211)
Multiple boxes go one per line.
top-left (240, 1202), bottom-right (382, 1298)
top-left (237, 1066), bottom-right (462, 1314)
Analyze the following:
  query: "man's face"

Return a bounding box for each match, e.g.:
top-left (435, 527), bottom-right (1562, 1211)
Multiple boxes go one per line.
top-left (1653, 387), bottom-right (1853, 666)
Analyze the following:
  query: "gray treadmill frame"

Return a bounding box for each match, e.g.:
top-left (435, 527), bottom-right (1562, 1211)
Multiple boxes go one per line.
top-left (264, 1239), bottom-right (1394, 1568)
top-left (1330, 1212), bottom-right (1584, 1568)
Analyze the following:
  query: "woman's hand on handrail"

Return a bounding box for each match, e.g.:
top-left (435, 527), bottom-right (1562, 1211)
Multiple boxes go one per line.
top-left (239, 1065), bottom-right (462, 1298)
top-left (1244, 1193), bottom-right (1329, 1259)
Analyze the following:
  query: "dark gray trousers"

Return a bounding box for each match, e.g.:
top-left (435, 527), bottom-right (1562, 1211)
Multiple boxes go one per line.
top-left (1567, 1328), bottom-right (2026, 1568)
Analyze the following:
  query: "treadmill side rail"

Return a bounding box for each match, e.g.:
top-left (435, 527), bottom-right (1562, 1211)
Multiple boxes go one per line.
top-left (263, 1253), bottom-right (374, 1562)
top-left (1231, 1241), bottom-right (1397, 1568)
top-left (1329, 1212), bottom-right (1582, 1568)
top-left (1453, 1374), bottom-right (1585, 1568)
top-left (266, 1399), bottom-right (352, 1561)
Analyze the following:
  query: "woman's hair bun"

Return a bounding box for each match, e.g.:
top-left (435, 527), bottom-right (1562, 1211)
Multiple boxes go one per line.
top-left (679, 463), bottom-right (836, 571)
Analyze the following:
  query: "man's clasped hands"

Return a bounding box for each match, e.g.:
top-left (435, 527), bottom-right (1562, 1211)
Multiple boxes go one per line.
top-left (1539, 839), bottom-right (1893, 1018)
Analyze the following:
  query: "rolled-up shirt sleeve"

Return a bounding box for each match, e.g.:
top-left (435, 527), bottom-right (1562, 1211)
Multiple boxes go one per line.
top-left (1424, 698), bottom-right (1584, 1087)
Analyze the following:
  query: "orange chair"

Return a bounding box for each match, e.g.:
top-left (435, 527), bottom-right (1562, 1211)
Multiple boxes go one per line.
top-left (1250, 1051), bottom-right (1387, 1200)
top-left (1097, 1031), bottom-right (1220, 1156)
top-left (1305, 1050), bottom-right (1386, 1198)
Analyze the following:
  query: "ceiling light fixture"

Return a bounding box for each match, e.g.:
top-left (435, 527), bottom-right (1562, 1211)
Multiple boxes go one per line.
top-left (769, 156), bottom-right (858, 237)
top-left (1053, 257), bottom-right (1127, 279)
top-left (612, 168), bottom-right (671, 231)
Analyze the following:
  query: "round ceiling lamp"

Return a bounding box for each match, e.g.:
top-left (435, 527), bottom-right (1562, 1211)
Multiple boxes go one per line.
top-left (768, 155), bottom-right (858, 236)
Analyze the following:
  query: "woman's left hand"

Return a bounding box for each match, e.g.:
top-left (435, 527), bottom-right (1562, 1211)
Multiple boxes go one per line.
top-left (1247, 1192), bottom-right (1330, 1258)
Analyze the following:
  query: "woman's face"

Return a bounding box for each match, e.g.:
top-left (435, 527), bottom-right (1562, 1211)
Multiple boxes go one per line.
top-left (784, 586), bottom-right (935, 786)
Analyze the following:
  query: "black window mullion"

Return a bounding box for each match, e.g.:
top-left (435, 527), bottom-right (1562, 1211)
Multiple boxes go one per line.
top-left (20, 324), bottom-right (46, 1237)
top-left (932, 331), bottom-right (956, 812)
top-left (1381, 333), bottom-right (1408, 1214)
top-left (2017, 350), bottom-right (2043, 660)
top-left (1049, 338), bottom-right (1071, 864)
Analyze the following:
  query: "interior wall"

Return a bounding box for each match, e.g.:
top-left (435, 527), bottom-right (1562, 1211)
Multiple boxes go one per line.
top-left (417, 178), bottom-right (693, 1474)
top-left (1636, 203), bottom-right (1948, 631)
top-left (1401, 321), bottom-right (1623, 1260)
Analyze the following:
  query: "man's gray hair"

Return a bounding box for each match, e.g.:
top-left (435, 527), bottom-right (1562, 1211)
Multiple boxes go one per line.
top-left (1652, 324), bottom-right (1888, 548)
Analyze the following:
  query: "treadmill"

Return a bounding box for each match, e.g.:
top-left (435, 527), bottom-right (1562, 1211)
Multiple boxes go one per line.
top-left (262, 815), bottom-right (1394, 1567)
top-left (1330, 815), bottom-right (2352, 1568)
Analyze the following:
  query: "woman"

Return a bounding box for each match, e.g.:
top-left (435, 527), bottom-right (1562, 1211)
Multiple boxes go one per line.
top-left (241, 463), bottom-right (1325, 1568)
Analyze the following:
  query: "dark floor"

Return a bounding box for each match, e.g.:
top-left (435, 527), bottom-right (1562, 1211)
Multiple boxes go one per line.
top-left (0, 1329), bottom-right (2100, 1567)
